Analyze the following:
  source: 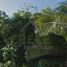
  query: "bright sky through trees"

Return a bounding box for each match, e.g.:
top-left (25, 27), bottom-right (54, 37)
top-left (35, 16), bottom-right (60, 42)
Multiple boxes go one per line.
top-left (0, 0), bottom-right (65, 16)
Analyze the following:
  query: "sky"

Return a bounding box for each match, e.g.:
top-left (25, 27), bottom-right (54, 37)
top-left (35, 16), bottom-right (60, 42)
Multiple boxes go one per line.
top-left (0, 0), bottom-right (65, 16)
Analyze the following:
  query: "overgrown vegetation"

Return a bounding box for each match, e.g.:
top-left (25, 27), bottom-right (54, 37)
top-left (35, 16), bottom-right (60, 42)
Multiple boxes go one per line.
top-left (0, 0), bottom-right (67, 67)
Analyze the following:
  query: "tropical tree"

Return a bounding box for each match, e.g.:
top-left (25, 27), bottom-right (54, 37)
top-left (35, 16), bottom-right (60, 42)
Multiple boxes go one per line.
top-left (54, 0), bottom-right (67, 22)
top-left (4, 10), bottom-right (35, 67)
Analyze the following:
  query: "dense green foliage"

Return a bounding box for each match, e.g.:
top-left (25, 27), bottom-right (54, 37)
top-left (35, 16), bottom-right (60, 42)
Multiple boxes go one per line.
top-left (0, 0), bottom-right (67, 67)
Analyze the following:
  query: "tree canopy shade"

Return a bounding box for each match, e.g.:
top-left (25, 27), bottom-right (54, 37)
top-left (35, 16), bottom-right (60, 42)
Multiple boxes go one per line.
top-left (0, 0), bottom-right (67, 67)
